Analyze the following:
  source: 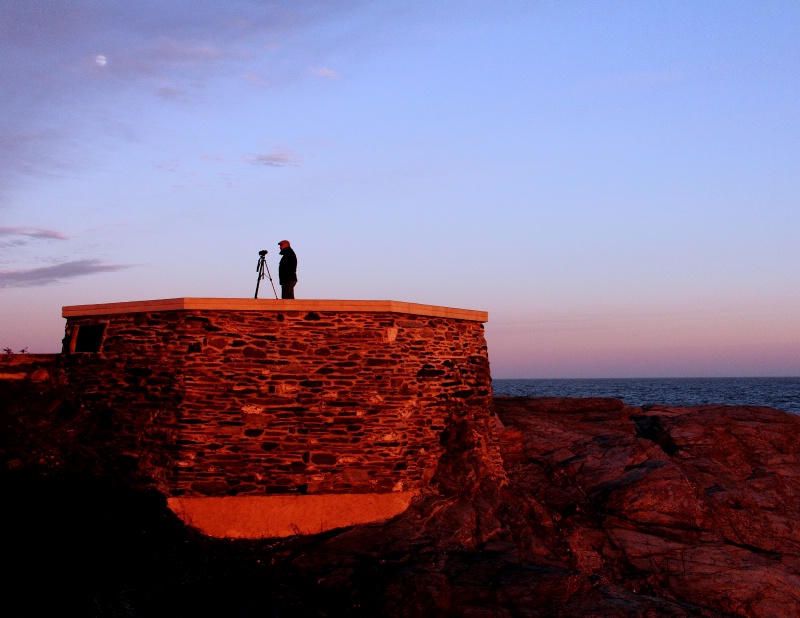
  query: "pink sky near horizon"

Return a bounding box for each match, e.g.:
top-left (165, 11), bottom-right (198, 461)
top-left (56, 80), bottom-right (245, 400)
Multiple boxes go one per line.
top-left (488, 308), bottom-right (799, 378)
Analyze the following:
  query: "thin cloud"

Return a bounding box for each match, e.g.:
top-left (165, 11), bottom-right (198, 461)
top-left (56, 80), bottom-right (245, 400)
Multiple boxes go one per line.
top-left (0, 1), bottom-right (373, 204)
top-left (241, 73), bottom-right (269, 87)
top-left (156, 86), bottom-right (188, 101)
top-left (310, 66), bottom-right (338, 79)
top-left (0, 5), bottom-right (248, 196)
top-left (0, 226), bottom-right (68, 250)
top-left (0, 259), bottom-right (132, 288)
top-left (199, 152), bottom-right (227, 163)
top-left (146, 38), bottom-right (225, 66)
top-left (109, 38), bottom-right (229, 81)
top-left (0, 226), bottom-right (69, 241)
top-left (153, 159), bottom-right (182, 172)
top-left (249, 148), bottom-right (302, 167)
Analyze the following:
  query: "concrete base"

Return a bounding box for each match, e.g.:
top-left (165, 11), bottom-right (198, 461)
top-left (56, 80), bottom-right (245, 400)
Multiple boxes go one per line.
top-left (167, 492), bottom-right (418, 539)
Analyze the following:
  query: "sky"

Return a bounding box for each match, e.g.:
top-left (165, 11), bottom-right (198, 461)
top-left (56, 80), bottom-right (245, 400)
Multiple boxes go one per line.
top-left (1, 0), bottom-right (798, 378)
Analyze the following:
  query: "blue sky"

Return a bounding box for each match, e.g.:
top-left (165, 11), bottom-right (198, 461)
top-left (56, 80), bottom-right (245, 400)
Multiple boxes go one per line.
top-left (2, 1), bottom-right (798, 378)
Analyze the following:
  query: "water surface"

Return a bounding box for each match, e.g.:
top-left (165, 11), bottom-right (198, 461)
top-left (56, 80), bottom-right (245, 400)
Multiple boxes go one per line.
top-left (492, 377), bottom-right (800, 415)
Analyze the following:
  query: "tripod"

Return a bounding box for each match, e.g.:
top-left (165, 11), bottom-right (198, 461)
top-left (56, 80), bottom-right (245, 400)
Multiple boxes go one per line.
top-left (255, 250), bottom-right (278, 299)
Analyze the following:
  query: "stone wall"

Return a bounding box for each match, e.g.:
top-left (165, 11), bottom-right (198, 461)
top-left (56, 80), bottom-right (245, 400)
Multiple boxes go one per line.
top-left (62, 299), bottom-right (499, 500)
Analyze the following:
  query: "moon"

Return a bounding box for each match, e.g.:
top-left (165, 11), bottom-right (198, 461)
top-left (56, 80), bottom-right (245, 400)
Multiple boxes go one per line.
top-left (95, 55), bottom-right (107, 67)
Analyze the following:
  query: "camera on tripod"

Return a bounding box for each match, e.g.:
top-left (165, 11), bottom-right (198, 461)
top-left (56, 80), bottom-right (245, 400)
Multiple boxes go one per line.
top-left (259, 249), bottom-right (268, 256)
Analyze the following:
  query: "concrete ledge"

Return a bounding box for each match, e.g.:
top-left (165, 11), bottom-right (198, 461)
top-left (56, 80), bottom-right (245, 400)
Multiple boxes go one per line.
top-left (62, 298), bottom-right (488, 322)
top-left (167, 491), bottom-right (418, 539)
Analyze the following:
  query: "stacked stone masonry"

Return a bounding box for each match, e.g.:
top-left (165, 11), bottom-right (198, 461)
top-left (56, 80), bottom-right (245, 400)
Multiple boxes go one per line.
top-left (62, 302), bottom-right (498, 498)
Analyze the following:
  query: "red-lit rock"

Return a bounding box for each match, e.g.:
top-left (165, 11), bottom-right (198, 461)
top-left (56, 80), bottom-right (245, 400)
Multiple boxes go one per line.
top-left (493, 396), bottom-right (800, 617)
top-left (284, 397), bottom-right (800, 615)
top-left (4, 357), bottom-right (800, 616)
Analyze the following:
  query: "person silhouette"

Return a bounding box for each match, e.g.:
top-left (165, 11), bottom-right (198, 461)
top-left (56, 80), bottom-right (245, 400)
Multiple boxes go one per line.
top-left (278, 240), bottom-right (297, 299)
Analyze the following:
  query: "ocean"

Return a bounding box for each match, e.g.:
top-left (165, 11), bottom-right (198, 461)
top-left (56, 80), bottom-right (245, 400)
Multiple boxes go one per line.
top-left (491, 377), bottom-right (800, 415)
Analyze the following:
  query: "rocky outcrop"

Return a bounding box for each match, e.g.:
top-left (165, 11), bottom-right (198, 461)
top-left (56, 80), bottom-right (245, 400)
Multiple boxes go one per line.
top-left (3, 370), bottom-right (800, 616)
top-left (493, 396), bottom-right (800, 617)
top-left (0, 353), bottom-right (58, 383)
top-left (280, 397), bottom-right (800, 616)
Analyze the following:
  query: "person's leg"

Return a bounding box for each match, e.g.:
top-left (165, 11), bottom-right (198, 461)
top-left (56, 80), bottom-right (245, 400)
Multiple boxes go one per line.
top-left (281, 281), bottom-right (296, 299)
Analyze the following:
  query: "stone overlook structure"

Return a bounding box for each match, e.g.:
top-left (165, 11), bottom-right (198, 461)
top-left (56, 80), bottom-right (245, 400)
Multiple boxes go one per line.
top-left (61, 298), bottom-right (499, 537)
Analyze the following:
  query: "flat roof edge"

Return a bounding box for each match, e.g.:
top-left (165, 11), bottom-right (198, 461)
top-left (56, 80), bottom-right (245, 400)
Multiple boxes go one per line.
top-left (62, 298), bottom-right (488, 322)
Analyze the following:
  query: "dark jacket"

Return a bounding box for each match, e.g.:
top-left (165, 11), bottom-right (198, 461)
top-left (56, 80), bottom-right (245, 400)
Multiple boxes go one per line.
top-left (278, 247), bottom-right (297, 284)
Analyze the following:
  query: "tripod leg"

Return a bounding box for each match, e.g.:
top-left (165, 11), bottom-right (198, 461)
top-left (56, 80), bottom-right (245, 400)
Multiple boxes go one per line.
top-left (255, 260), bottom-right (264, 299)
top-left (264, 262), bottom-right (279, 299)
